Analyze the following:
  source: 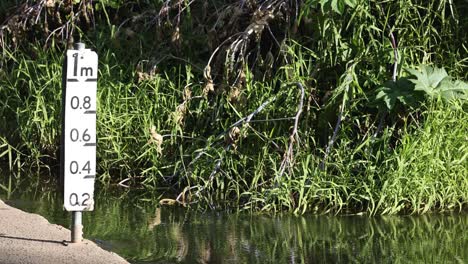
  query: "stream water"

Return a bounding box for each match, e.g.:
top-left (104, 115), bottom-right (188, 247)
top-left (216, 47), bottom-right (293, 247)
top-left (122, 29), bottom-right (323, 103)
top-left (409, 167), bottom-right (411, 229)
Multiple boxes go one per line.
top-left (1, 177), bottom-right (467, 263)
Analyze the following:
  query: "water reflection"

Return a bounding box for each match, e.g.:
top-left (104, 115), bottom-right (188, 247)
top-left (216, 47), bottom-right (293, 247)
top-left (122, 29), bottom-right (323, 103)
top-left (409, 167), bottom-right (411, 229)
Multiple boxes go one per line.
top-left (1, 186), bottom-right (466, 263)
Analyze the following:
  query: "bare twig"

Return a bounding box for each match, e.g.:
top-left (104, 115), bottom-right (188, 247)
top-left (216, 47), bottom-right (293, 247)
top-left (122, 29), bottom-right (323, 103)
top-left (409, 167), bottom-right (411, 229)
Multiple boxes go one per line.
top-left (372, 4), bottom-right (399, 139)
top-left (0, 1), bottom-right (92, 49)
top-left (277, 82), bottom-right (305, 180)
top-left (205, 32), bottom-right (246, 72)
top-left (175, 185), bottom-right (200, 206)
top-left (389, 31), bottom-right (398, 82)
top-left (0, 1), bottom-right (46, 48)
top-left (185, 95), bottom-right (277, 169)
top-left (118, 178), bottom-right (131, 188)
top-left (170, 95), bottom-right (277, 204)
top-left (320, 64), bottom-right (355, 170)
top-left (378, 4), bottom-right (399, 82)
top-left (44, 12), bottom-right (80, 45)
top-left (319, 96), bottom-right (345, 170)
top-left (204, 0), bottom-right (293, 85)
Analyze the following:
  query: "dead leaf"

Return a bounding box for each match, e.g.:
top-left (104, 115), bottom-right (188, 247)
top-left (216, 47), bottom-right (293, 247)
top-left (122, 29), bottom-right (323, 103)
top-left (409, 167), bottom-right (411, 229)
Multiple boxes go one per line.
top-left (46, 0), bottom-right (55, 8)
top-left (149, 126), bottom-right (163, 154)
top-left (159, 198), bottom-right (177, 206)
top-left (171, 26), bottom-right (180, 43)
top-left (136, 71), bottom-right (152, 83)
top-left (228, 86), bottom-right (241, 103)
top-left (225, 126), bottom-right (241, 149)
top-left (173, 103), bottom-right (187, 125)
top-left (203, 79), bottom-right (214, 96)
top-left (183, 86), bottom-right (192, 100)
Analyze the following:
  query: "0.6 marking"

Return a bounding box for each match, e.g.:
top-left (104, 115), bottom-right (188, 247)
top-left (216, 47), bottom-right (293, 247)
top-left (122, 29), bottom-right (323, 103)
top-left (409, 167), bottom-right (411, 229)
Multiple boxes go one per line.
top-left (70, 128), bottom-right (91, 142)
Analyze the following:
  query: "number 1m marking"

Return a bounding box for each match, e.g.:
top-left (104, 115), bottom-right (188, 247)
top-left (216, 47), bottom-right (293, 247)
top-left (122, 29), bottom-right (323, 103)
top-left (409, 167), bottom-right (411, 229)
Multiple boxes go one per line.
top-left (72, 53), bottom-right (94, 77)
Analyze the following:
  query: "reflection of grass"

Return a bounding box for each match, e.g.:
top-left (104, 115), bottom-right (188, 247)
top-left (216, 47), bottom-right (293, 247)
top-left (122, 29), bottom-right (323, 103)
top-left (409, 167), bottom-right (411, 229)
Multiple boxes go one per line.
top-left (1, 187), bottom-right (466, 263)
top-left (81, 195), bottom-right (468, 263)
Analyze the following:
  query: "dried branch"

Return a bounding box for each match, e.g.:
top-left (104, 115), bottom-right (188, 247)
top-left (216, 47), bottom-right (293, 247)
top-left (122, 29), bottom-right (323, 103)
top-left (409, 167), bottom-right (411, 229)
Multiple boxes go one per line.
top-left (44, 10), bottom-right (81, 46)
top-left (118, 178), bottom-right (131, 188)
top-left (320, 99), bottom-right (344, 170)
top-left (169, 95), bottom-right (277, 205)
top-left (0, 0), bottom-right (93, 49)
top-left (185, 95), bottom-right (277, 170)
top-left (277, 82), bottom-right (305, 180)
top-left (373, 4), bottom-right (399, 139)
top-left (319, 63), bottom-right (356, 170)
top-left (203, 0), bottom-right (295, 86)
top-left (377, 4), bottom-right (399, 82)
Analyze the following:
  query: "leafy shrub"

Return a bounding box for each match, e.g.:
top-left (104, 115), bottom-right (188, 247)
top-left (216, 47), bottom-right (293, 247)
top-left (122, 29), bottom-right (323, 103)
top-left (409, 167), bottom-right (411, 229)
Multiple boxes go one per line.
top-left (375, 65), bottom-right (468, 111)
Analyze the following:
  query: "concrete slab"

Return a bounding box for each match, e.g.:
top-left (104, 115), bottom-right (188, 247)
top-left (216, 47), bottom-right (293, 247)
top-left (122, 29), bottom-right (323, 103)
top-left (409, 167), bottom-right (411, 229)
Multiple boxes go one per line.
top-left (0, 199), bottom-right (129, 264)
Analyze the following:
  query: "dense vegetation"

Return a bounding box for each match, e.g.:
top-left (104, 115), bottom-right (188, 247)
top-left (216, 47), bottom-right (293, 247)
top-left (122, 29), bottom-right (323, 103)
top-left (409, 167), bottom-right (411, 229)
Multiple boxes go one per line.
top-left (0, 0), bottom-right (467, 214)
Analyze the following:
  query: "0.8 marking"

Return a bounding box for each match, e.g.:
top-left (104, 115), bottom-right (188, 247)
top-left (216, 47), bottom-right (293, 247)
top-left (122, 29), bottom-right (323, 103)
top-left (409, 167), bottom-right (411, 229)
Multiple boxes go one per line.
top-left (70, 96), bottom-right (91, 110)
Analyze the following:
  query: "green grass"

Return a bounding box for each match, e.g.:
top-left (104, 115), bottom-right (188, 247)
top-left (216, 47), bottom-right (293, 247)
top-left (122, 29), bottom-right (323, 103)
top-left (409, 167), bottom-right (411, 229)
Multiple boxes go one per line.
top-left (0, 0), bottom-right (467, 214)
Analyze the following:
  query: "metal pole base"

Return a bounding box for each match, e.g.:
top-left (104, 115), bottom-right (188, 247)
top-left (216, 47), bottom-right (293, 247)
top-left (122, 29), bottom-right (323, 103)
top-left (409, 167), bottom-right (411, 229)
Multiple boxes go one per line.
top-left (71, 211), bottom-right (83, 243)
top-left (71, 42), bottom-right (85, 244)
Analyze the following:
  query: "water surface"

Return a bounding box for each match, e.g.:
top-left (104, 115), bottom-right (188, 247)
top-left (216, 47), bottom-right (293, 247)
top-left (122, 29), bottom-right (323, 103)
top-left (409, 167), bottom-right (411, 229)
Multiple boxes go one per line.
top-left (1, 177), bottom-right (466, 263)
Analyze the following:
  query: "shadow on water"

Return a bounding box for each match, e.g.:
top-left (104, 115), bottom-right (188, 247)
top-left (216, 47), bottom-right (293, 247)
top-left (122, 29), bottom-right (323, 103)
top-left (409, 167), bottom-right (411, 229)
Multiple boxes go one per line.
top-left (0, 175), bottom-right (467, 264)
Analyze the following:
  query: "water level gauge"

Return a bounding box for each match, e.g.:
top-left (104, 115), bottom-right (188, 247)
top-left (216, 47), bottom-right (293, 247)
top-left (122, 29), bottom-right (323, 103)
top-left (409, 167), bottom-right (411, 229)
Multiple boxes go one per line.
top-left (62, 43), bottom-right (98, 211)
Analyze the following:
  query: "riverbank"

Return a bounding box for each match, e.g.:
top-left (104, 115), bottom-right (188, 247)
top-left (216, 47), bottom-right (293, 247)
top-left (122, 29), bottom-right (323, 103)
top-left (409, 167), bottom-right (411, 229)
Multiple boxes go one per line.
top-left (0, 199), bottom-right (128, 264)
top-left (0, 1), bottom-right (467, 214)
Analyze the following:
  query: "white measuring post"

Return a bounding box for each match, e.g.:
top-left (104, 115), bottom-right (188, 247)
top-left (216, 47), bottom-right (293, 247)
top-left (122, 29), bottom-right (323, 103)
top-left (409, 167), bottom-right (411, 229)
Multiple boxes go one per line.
top-left (62, 42), bottom-right (98, 243)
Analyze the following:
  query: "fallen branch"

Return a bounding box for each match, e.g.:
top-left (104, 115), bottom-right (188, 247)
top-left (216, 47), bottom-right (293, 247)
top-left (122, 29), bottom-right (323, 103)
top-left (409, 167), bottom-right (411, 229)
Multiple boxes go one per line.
top-left (320, 100), bottom-right (344, 170)
top-left (372, 4), bottom-right (399, 139)
top-left (170, 95), bottom-right (277, 206)
top-left (320, 63), bottom-right (356, 170)
top-left (0, 0), bottom-right (92, 49)
top-left (118, 178), bottom-right (131, 188)
top-left (186, 95), bottom-right (277, 169)
top-left (277, 82), bottom-right (305, 180)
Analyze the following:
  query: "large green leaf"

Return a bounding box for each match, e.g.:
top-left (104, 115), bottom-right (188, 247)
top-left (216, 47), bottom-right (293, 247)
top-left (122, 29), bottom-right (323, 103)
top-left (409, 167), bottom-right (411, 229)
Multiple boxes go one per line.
top-left (320, 0), bottom-right (357, 14)
top-left (344, 0), bottom-right (357, 7)
top-left (332, 0), bottom-right (345, 14)
top-left (437, 78), bottom-right (468, 101)
top-left (407, 66), bottom-right (448, 97)
top-left (375, 78), bottom-right (420, 111)
top-left (407, 65), bottom-right (468, 101)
